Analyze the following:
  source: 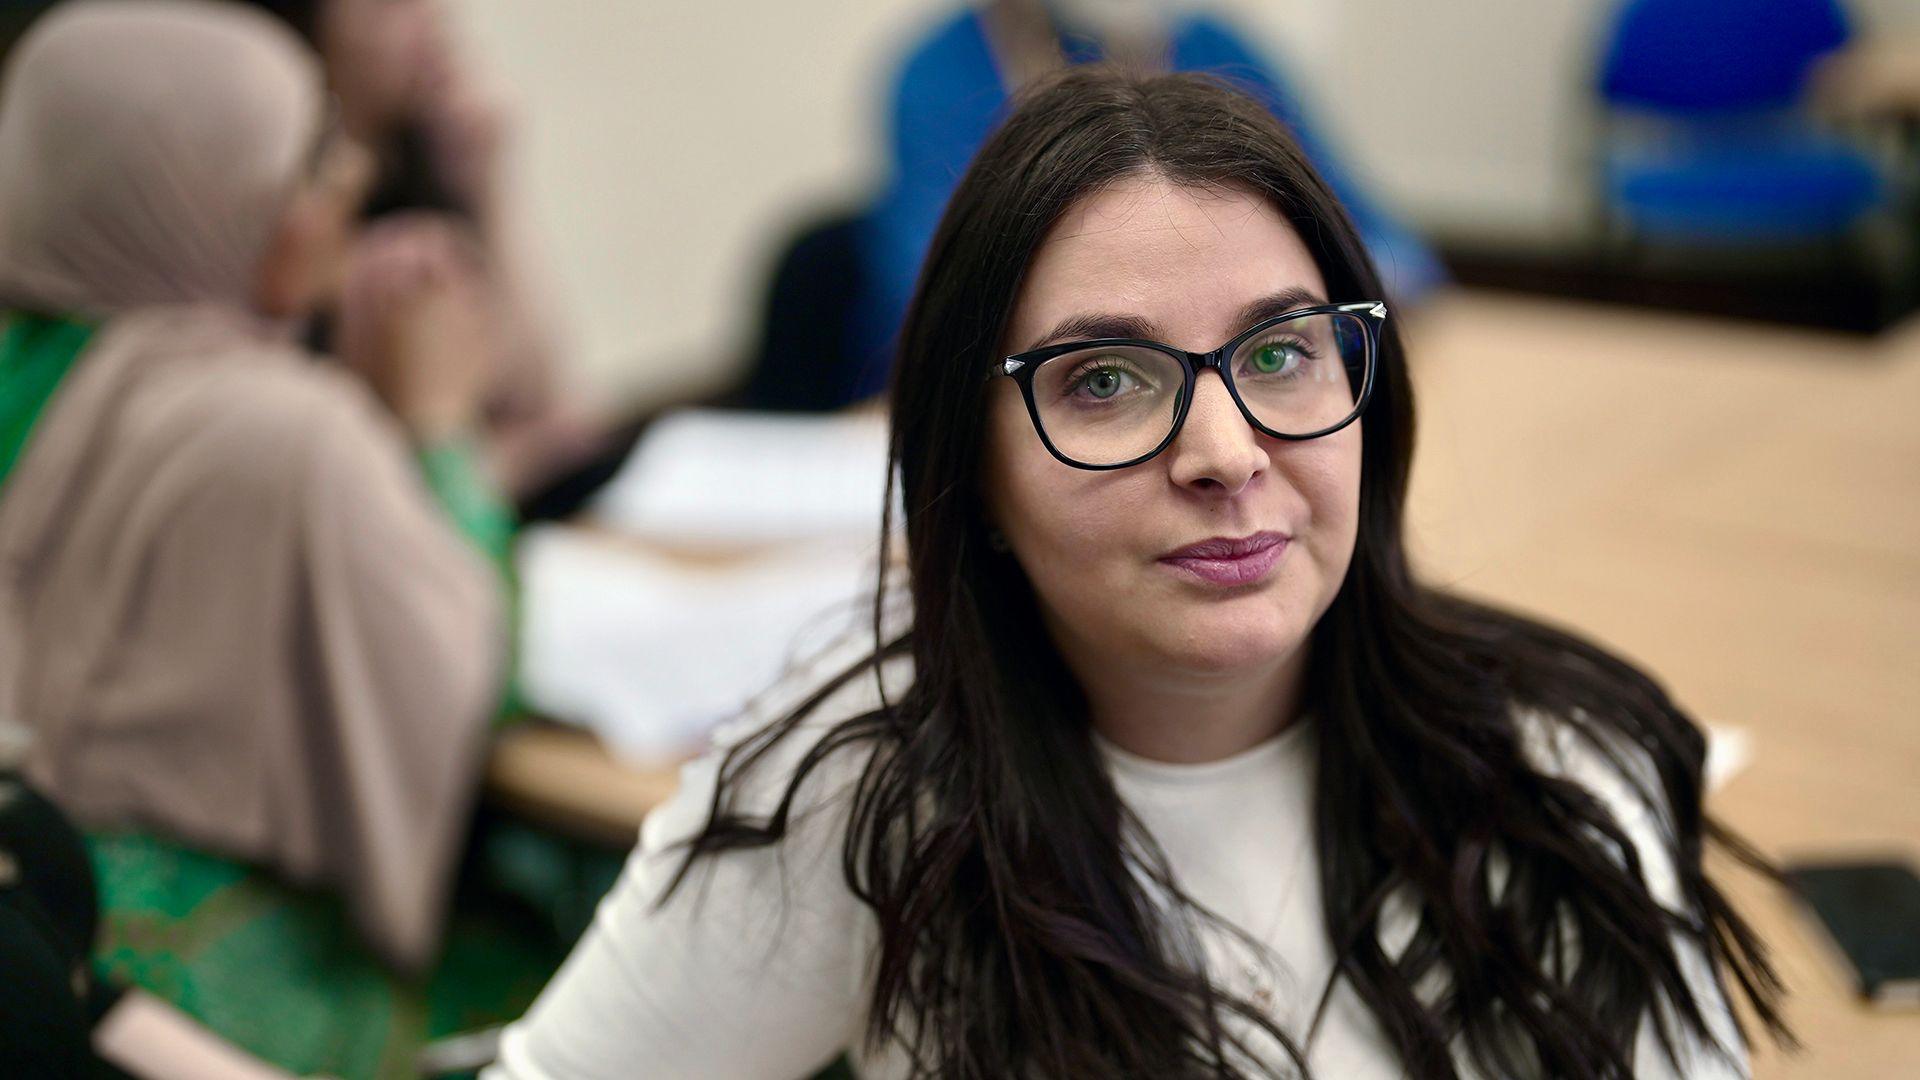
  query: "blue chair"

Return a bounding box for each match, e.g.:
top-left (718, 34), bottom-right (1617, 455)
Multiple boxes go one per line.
top-left (1597, 0), bottom-right (1883, 245)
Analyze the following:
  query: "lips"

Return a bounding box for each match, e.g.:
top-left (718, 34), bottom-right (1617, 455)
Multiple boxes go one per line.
top-left (1157, 531), bottom-right (1290, 587)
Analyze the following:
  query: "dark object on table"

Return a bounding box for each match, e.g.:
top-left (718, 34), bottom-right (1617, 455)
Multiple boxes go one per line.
top-left (1786, 858), bottom-right (1920, 1008)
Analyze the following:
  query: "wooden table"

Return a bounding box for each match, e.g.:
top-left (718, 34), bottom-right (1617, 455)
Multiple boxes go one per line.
top-left (488, 288), bottom-right (1919, 1075)
top-left (487, 723), bottom-right (682, 848)
top-left (1404, 291), bottom-right (1919, 1079)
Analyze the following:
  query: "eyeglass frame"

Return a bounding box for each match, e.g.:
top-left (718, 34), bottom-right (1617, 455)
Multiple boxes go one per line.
top-left (991, 300), bottom-right (1387, 471)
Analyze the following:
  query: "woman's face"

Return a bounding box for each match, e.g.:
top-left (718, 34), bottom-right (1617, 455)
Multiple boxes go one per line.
top-left (254, 131), bottom-right (376, 317)
top-left (983, 175), bottom-right (1362, 691)
top-left (318, 0), bottom-right (450, 136)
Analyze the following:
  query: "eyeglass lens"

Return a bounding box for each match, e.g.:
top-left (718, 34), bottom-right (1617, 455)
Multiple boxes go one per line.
top-left (1027, 311), bottom-right (1366, 466)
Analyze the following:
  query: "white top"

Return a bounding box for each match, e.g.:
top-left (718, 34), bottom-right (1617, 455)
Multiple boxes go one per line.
top-left (487, 649), bottom-right (1747, 1080)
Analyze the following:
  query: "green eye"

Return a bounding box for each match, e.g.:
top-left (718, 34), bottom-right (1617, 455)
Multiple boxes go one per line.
top-left (1073, 365), bottom-right (1140, 400)
top-left (1251, 343), bottom-right (1294, 374)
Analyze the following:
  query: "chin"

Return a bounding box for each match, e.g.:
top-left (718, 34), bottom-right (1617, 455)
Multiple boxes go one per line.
top-left (1145, 600), bottom-right (1307, 676)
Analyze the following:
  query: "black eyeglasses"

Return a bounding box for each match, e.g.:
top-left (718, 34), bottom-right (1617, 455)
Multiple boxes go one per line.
top-left (993, 301), bottom-right (1385, 470)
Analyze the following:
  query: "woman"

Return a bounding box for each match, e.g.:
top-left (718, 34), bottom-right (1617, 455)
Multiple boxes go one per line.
top-left (492, 70), bottom-right (1784, 1078)
top-left (0, 2), bottom-right (533, 1074)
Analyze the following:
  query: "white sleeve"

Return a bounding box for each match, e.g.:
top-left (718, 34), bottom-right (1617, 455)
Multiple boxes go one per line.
top-left (1526, 715), bottom-right (1751, 1080)
top-left (1613, 784), bottom-right (1751, 1080)
top-left (484, 729), bottom-right (876, 1080)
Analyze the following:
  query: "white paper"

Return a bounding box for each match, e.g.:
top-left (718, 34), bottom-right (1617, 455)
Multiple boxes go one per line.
top-left (516, 525), bottom-right (881, 761)
top-left (588, 409), bottom-right (895, 548)
top-left (1703, 723), bottom-right (1753, 795)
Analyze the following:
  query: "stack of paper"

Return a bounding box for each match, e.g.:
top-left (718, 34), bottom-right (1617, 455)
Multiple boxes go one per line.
top-left (516, 527), bottom-right (883, 761)
top-left (587, 408), bottom-right (895, 548)
top-left (518, 409), bottom-right (899, 760)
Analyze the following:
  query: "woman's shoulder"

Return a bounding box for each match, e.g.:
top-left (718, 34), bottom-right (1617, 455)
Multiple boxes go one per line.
top-left (656, 622), bottom-right (914, 844)
top-left (612, 618), bottom-right (910, 909)
top-left (1517, 708), bottom-right (1671, 810)
top-left (122, 326), bottom-right (456, 547)
top-left (1514, 706), bottom-right (1690, 906)
top-left (489, 627), bottom-right (912, 1080)
top-left (719, 619), bottom-right (914, 753)
top-left (93, 307), bottom-right (406, 486)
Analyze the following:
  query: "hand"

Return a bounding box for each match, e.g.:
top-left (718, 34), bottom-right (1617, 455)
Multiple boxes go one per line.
top-left (337, 214), bottom-right (497, 443)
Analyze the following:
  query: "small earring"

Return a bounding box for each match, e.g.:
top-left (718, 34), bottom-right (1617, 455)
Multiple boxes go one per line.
top-left (987, 528), bottom-right (1011, 553)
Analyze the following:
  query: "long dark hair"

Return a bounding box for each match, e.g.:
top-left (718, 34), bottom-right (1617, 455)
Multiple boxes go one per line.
top-left (676, 69), bottom-right (1787, 1078)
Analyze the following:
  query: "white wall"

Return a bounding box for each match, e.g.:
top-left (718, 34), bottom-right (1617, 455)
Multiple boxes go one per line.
top-left (451, 0), bottom-right (1911, 406)
top-left (1287, 0), bottom-right (1612, 242)
top-left (456, 0), bottom-right (937, 407)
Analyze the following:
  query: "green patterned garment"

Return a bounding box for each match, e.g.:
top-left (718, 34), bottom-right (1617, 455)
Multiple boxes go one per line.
top-left (416, 434), bottom-right (528, 725)
top-left (89, 832), bottom-right (565, 1080)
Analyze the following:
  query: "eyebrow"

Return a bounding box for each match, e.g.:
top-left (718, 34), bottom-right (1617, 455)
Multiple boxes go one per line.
top-left (1234, 286), bottom-right (1328, 329)
top-left (1020, 285), bottom-right (1330, 353)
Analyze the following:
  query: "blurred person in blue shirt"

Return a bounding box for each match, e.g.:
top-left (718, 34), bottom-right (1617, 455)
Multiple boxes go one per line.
top-left (845, 0), bottom-right (1444, 403)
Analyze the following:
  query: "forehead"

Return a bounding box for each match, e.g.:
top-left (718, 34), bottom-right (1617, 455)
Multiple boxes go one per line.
top-left (1006, 174), bottom-right (1327, 352)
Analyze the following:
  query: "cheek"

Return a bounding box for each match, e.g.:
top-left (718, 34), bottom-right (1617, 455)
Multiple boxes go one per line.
top-left (1284, 422), bottom-right (1363, 575)
top-left (270, 196), bottom-right (358, 308)
top-left (983, 394), bottom-right (1134, 577)
top-left (985, 393), bottom-right (1057, 545)
top-left (301, 201), bottom-right (351, 272)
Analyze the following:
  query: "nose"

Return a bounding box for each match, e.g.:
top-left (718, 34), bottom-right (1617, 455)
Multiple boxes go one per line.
top-left (1164, 371), bottom-right (1266, 497)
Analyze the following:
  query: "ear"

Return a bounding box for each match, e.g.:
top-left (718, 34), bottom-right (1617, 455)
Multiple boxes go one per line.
top-left (253, 199), bottom-right (307, 319)
top-left (252, 187), bottom-right (334, 319)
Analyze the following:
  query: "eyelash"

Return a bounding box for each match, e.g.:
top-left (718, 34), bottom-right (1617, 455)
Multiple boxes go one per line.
top-left (1052, 333), bottom-right (1315, 389)
top-left (1247, 334), bottom-right (1316, 359)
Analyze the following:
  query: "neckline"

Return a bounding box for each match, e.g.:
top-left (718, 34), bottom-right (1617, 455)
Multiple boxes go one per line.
top-left (1093, 716), bottom-right (1317, 788)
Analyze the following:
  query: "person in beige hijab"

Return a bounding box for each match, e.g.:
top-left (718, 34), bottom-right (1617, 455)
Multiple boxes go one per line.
top-left (0, 0), bottom-right (519, 1072)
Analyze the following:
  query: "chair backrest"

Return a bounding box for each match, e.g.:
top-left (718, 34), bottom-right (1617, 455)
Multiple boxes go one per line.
top-left (1599, 0), bottom-right (1851, 113)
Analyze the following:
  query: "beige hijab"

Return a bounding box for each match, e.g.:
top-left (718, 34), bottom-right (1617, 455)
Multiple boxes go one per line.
top-left (0, 0), bottom-right (504, 973)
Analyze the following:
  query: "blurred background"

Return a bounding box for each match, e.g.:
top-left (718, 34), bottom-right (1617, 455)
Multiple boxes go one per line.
top-left (7, 0), bottom-right (1913, 404)
top-left (414, 0), bottom-right (1920, 407)
top-left (0, 1), bottom-right (1915, 1077)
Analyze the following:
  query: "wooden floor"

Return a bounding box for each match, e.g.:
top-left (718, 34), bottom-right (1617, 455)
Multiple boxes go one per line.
top-left (492, 287), bottom-right (1919, 1076)
top-left (1404, 290), bottom-right (1920, 1079)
